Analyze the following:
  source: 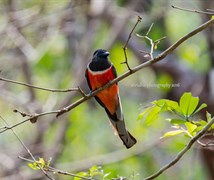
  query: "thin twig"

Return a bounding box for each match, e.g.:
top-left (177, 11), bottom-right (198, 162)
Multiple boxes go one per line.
top-left (171, 5), bottom-right (214, 15)
top-left (0, 110), bottom-right (59, 134)
top-left (0, 77), bottom-right (79, 92)
top-left (197, 140), bottom-right (214, 147)
top-left (207, 9), bottom-right (214, 12)
top-left (136, 24), bottom-right (166, 59)
top-left (0, 115), bottom-right (54, 180)
top-left (78, 86), bottom-right (87, 97)
top-left (13, 109), bottom-right (33, 118)
top-left (144, 117), bottom-right (214, 180)
top-left (121, 16), bottom-right (142, 71)
top-left (146, 23), bottom-right (154, 36)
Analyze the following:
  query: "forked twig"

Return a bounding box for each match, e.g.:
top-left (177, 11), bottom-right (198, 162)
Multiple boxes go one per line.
top-left (121, 16), bottom-right (142, 71)
top-left (137, 23), bottom-right (166, 59)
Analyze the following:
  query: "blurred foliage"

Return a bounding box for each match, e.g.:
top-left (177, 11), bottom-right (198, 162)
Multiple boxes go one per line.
top-left (0, 0), bottom-right (213, 180)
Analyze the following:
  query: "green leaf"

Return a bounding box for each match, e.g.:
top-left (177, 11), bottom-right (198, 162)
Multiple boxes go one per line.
top-left (137, 106), bottom-right (153, 120)
top-left (161, 129), bottom-right (185, 139)
top-left (206, 111), bottom-right (212, 122)
top-left (145, 106), bottom-right (161, 125)
top-left (179, 92), bottom-right (199, 116)
top-left (103, 172), bottom-right (111, 178)
top-left (38, 158), bottom-right (45, 168)
top-left (185, 122), bottom-right (197, 136)
top-left (212, 15), bottom-right (214, 20)
top-left (28, 162), bottom-right (40, 170)
top-left (197, 120), bottom-right (207, 127)
top-left (192, 103), bottom-right (207, 115)
top-left (74, 172), bottom-right (88, 180)
top-left (170, 118), bottom-right (186, 124)
top-left (154, 99), bottom-right (181, 114)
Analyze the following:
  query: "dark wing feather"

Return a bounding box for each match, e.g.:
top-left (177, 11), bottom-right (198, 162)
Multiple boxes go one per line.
top-left (111, 65), bottom-right (117, 84)
top-left (94, 96), bottom-right (106, 108)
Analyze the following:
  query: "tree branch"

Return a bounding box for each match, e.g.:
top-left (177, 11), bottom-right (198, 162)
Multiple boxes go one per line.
top-left (144, 117), bottom-right (214, 180)
top-left (1, 18), bottom-right (213, 132)
top-left (56, 18), bottom-right (214, 117)
top-left (0, 77), bottom-right (79, 93)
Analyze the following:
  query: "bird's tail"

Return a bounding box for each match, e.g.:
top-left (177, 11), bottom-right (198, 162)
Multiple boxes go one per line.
top-left (109, 119), bottom-right (137, 149)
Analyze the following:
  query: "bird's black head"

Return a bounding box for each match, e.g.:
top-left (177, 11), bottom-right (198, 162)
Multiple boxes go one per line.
top-left (89, 49), bottom-right (111, 71)
top-left (93, 49), bottom-right (110, 59)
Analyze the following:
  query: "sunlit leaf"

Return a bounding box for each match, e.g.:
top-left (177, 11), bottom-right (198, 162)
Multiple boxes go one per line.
top-left (170, 119), bottom-right (186, 124)
top-left (185, 122), bottom-right (197, 136)
top-left (192, 103), bottom-right (207, 115)
top-left (154, 99), bottom-right (180, 113)
top-left (161, 129), bottom-right (185, 139)
top-left (103, 172), bottom-right (111, 178)
top-left (206, 111), bottom-right (212, 122)
top-left (179, 92), bottom-right (199, 116)
top-left (28, 163), bottom-right (40, 170)
top-left (38, 158), bottom-right (45, 168)
top-left (137, 106), bottom-right (153, 121)
top-left (74, 172), bottom-right (88, 180)
top-left (197, 120), bottom-right (207, 127)
top-left (145, 106), bottom-right (161, 125)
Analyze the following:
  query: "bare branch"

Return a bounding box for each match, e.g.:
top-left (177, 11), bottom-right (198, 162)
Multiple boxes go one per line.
top-left (207, 9), bottom-right (214, 12)
top-left (121, 16), bottom-right (142, 71)
top-left (171, 5), bottom-right (214, 15)
top-left (0, 77), bottom-right (79, 92)
top-left (144, 117), bottom-right (214, 180)
top-left (0, 110), bottom-right (59, 134)
top-left (197, 140), bottom-right (214, 147)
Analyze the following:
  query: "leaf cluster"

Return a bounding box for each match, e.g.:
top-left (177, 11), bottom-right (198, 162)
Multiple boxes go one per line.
top-left (138, 92), bottom-right (214, 139)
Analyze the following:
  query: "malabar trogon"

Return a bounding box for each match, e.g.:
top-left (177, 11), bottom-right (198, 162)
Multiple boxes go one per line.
top-left (85, 49), bottom-right (137, 149)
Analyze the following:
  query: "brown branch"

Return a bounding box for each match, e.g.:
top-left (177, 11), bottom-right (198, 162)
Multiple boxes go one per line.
top-left (121, 16), bottom-right (142, 71)
top-left (144, 117), bottom-right (214, 180)
top-left (0, 77), bottom-right (79, 92)
top-left (171, 5), bottom-right (214, 15)
top-left (0, 110), bottom-right (59, 134)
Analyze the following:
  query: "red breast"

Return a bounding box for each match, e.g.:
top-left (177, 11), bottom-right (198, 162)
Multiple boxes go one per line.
top-left (87, 66), bottom-right (119, 115)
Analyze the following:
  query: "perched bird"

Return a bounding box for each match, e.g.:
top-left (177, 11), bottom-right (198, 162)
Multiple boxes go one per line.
top-left (85, 49), bottom-right (137, 148)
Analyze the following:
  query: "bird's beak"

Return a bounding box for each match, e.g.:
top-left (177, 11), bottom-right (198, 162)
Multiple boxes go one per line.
top-left (103, 51), bottom-right (110, 57)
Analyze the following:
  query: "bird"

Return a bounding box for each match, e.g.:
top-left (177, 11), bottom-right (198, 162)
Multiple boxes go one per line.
top-left (85, 49), bottom-right (137, 149)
